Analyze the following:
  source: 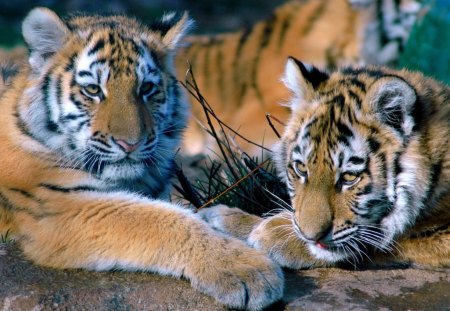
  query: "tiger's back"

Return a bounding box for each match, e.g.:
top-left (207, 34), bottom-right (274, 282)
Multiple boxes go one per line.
top-left (176, 0), bottom-right (422, 155)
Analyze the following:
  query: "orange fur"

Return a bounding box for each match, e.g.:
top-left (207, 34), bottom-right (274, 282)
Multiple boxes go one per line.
top-left (200, 60), bottom-right (450, 269)
top-left (0, 8), bottom-right (284, 310)
top-left (176, 0), bottom-right (422, 155)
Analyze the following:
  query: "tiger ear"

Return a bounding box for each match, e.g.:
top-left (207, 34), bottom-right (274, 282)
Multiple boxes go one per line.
top-left (366, 77), bottom-right (417, 136)
top-left (22, 7), bottom-right (69, 73)
top-left (281, 57), bottom-right (329, 110)
top-left (151, 12), bottom-right (193, 50)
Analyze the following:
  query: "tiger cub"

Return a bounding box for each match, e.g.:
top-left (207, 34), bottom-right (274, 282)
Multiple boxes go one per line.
top-left (0, 8), bottom-right (283, 309)
top-left (200, 57), bottom-right (450, 268)
top-left (176, 0), bottom-right (423, 156)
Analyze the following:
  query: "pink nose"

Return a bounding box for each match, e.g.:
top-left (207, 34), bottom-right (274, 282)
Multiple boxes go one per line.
top-left (114, 139), bottom-right (142, 153)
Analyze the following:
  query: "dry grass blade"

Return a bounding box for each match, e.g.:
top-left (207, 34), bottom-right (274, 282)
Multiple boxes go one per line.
top-left (175, 64), bottom-right (290, 216)
top-left (197, 159), bottom-right (270, 210)
top-left (265, 113), bottom-right (284, 139)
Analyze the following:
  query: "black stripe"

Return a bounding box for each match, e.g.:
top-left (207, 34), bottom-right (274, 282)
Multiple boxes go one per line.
top-left (348, 156), bottom-right (365, 165)
top-left (356, 184), bottom-right (373, 196)
top-left (76, 120), bottom-right (89, 132)
top-left (0, 190), bottom-right (52, 219)
top-left (62, 113), bottom-right (86, 121)
top-left (277, 8), bottom-right (295, 52)
top-left (90, 138), bottom-right (111, 148)
top-left (149, 50), bottom-right (162, 70)
top-left (39, 183), bottom-right (98, 193)
top-left (338, 152), bottom-right (344, 168)
top-left (88, 39), bottom-right (105, 56)
top-left (410, 94), bottom-right (423, 132)
top-left (249, 15), bottom-right (277, 107)
top-left (348, 78), bottom-right (366, 92)
top-left (368, 137), bottom-right (381, 153)
top-left (8, 188), bottom-right (40, 202)
top-left (65, 53), bottom-right (77, 72)
top-left (69, 93), bottom-right (87, 110)
top-left (91, 144), bottom-right (114, 154)
top-left (336, 122), bottom-right (354, 138)
top-left (393, 152), bottom-right (402, 176)
top-left (131, 40), bottom-right (145, 57)
top-left (379, 152), bottom-right (387, 181)
top-left (332, 95), bottom-right (345, 108)
top-left (202, 39), bottom-right (212, 89)
top-left (89, 59), bottom-right (107, 69)
top-left (215, 40), bottom-right (225, 103)
top-left (41, 74), bottom-right (62, 134)
top-left (301, 0), bottom-right (326, 35)
top-left (9, 188), bottom-right (36, 199)
top-left (233, 27), bottom-right (251, 106)
top-left (14, 111), bottom-right (37, 140)
top-left (108, 33), bottom-right (115, 45)
top-left (55, 74), bottom-right (63, 107)
top-left (347, 90), bottom-right (362, 110)
top-left (78, 70), bottom-right (93, 77)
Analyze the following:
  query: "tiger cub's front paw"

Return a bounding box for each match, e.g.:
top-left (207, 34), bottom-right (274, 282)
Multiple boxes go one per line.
top-left (190, 238), bottom-right (284, 310)
top-left (248, 213), bottom-right (325, 269)
top-left (198, 205), bottom-right (262, 240)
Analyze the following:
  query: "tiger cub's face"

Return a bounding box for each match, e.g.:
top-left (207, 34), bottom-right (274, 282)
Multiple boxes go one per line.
top-left (21, 9), bottom-right (192, 180)
top-left (275, 57), bottom-right (418, 263)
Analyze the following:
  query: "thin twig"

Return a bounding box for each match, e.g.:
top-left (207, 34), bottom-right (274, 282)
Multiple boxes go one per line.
top-left (265, 113), bottom-right (282, 139)
top-left (197, 159), bottom-right (270, 210)
top-left (180, 69), bottom-right (272, 152)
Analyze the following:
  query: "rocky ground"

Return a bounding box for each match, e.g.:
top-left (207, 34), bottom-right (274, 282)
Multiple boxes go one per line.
top-left (1, 242), bottom-right (449, 311)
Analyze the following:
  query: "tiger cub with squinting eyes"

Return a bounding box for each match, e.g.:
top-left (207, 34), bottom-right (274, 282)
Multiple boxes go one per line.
top-left (0, 8), bottom-right (283, 310)
top-left (200, 57), bottom-right (450, 268)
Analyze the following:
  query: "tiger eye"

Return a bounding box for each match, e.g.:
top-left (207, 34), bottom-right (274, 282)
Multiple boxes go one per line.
top-left (83, 84), bottom-right (101, 96)
top-left (293, 161), bottom-right (308, 178)
top-left (342, 172), bottom-right (360, 185)
top-left (140, 82), bottom-right (155, 96)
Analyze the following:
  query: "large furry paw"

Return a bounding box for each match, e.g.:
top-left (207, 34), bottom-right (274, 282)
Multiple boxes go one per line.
top-left (198, 205), bottom-right (262, 240)
top-left (248, 212), bottom-right (324, 269)
top-left (190, 237), bottom-right (284, 310)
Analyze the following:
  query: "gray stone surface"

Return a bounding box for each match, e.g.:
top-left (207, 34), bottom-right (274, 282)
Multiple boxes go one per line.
top-left (1, 242), bottom-right (449, 311)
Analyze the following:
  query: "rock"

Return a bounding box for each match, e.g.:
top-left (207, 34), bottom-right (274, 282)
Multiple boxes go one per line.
top-left (283, 268), bottom-right (450, 311)
top-left (1, 242), bottom-right (449, 311)
top-left (0, 243), bottom-right (225, 311)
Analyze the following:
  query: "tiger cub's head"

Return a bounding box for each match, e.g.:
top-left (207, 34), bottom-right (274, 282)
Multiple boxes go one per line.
top-left (20, 8), bottom-right (192, 180)
top-left (275, 57), bottom-right (418, 263)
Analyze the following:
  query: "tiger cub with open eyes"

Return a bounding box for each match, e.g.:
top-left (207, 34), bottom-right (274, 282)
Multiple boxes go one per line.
top-left (0, 8), bottom-right (283, 310)
top-left (200, 57), bottom-right (450, 268)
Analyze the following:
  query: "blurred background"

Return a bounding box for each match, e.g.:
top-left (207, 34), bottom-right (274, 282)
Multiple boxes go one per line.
top-left (0, 0), bottom-right (448, 82)
top-left (0, 0), bottom-right (284, 46)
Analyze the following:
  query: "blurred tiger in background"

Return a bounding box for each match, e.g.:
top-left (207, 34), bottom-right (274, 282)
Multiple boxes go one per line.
top-left (176, 0), bottom-right (423, 156)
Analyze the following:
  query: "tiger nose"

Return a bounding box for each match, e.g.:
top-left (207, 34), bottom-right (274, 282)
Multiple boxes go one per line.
top-left (113, 138), bottom-right (143, 153)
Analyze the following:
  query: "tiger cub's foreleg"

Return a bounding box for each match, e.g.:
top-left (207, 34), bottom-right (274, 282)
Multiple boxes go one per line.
top-left (200, 205), bottom-right (327, 269)
top-left (11, 192), bottom-right (283, 310)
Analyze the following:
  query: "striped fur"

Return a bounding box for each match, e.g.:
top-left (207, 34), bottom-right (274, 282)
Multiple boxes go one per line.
top-left (176, 0), bottom-right (423, 155)
top-left (200, 57), bottom-right (449, 268)
top-left (0, 8), bottom-right (284, 310)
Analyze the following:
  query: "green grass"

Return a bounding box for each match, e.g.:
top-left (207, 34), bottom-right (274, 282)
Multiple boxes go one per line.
top-left (0, 229), bottom-right (13, 244)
